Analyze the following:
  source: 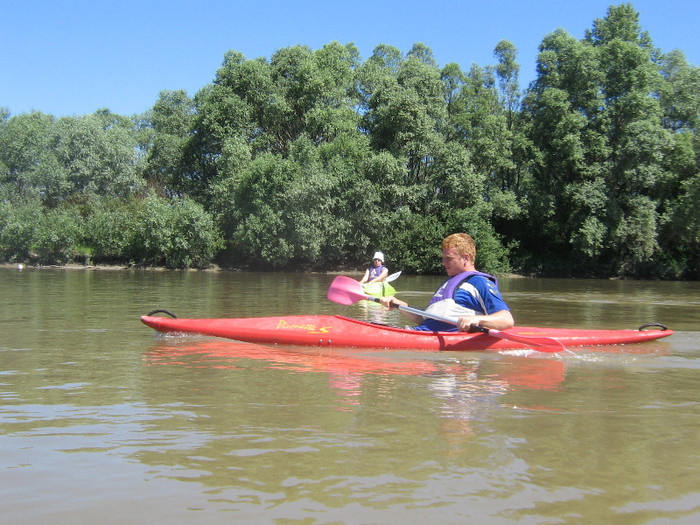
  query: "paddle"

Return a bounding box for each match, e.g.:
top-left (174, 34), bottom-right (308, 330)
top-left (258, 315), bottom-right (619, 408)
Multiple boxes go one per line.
top-left (327, 275), bottom-right (566, 353)
top-left (385, 270), bottom-right (402, 282)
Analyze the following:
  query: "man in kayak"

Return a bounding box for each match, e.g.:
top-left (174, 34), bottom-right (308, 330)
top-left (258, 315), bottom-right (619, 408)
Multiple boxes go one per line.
top-left (359, 251), bottom-right (389, 285)
top-left (379, 234), bottom-right (514, 332)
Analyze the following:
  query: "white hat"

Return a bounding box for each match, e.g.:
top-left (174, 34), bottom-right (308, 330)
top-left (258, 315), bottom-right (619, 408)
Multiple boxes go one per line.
top-left (373, 251), bottom-right (384, 262)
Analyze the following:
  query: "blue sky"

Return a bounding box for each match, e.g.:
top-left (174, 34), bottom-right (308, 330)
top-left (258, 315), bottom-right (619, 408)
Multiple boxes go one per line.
top-left (2, 0), bottom-right (698, 117)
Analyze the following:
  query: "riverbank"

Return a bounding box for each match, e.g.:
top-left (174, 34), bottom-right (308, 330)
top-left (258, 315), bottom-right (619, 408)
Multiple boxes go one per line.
top-left (1, 262), bottom-right (531, 280)
top-left (0, 262), bottom-right (369, 276)
top-left (1, 262), bottom-right (172, 271)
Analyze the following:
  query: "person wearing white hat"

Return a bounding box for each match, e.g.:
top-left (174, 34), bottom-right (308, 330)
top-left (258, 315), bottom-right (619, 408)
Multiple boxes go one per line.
top-left (359, 251), bottom-right (389, 284)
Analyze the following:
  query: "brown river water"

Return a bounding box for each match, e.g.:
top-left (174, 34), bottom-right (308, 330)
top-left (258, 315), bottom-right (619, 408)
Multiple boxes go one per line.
top-left (1, 267), bottom-right (699, 524)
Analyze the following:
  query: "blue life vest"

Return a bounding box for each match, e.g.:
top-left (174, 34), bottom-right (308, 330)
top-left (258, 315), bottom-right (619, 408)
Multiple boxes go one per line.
top-left (426, 271), bottom-right (498, 307)
top-left (415, 271), bottom-right (507, 332)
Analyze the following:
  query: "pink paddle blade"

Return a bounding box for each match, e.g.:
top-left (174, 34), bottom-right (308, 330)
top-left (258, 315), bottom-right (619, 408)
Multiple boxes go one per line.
top-left (327, 276), bottom-right (370, 305)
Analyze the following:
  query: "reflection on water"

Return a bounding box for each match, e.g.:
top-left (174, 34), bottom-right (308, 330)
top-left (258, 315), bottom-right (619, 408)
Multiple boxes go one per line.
top-left (1, 268), bottom-right (699, 523)
top-left (143, 337), bottom-right (570, 396)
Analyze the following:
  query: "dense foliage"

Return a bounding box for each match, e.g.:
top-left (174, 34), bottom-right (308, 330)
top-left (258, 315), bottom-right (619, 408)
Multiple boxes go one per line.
top-left (1, 4), bottom-right (698, 277)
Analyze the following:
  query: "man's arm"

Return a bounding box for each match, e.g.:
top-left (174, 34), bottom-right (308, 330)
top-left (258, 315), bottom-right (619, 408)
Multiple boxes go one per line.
top-left (457, 309), bottom-right (514, 332)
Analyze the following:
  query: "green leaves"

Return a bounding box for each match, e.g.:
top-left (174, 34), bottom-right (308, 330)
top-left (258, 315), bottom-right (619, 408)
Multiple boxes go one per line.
top-left (0, 3), bottom-right (697, 277)
top-left (518, 3), bottom-right (698, 277)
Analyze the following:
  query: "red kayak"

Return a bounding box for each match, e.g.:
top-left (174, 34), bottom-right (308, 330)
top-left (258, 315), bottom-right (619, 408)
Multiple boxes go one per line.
top-left (140, 311), bottom-right (672, 352)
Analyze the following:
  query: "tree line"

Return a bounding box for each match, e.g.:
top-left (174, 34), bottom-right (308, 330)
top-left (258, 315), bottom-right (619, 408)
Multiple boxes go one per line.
top-left (1, 4), bottom-right (698, 278)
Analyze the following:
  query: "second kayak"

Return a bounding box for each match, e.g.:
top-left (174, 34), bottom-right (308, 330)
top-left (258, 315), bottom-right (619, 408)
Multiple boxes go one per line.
top-left (362, 281), bottom-right (396, 297)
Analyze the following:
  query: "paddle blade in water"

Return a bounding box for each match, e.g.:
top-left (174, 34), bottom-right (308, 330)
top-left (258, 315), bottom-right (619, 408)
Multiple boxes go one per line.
top-left (327, 276), bottom-right (370, 305)
top-left (468, 325), bottom-right (566, 353)
top-left (486, 328), bottom-right (567, 353)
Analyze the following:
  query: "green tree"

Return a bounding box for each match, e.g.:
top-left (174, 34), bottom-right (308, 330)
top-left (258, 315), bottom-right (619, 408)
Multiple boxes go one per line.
top-left (0, 111), bottom-right (55, 200)
top-left (494, 40), bottom-right (521, 130)
top-left (0, 193), bottom-right (42, 262)
top-left (360, 44), bottom-right (446, 207)
top-left (142, 90), bottom-right (196, 195)
top-left (655, 50), bottom-right (700, 277)
top-left (657, 50), bottom-right (700, 132)
top-left (440, 62), bottom-right (466, 142)
top-left (129, 191), bottom-right (223, 268)
top-left (586, 4), bottom-right (672, 275)
top-left (446, 54), bottom-right (524, 251)
top-left (49, 110), bottom-right (145, 204)
top-left (31, 206), bottom-right (83, 264)
top-left (1, 19), bottom-right (696, 277)
top-left (521, 4), bottom-right (680, 277)
top-left (523, 27), bottom-right (604, 269)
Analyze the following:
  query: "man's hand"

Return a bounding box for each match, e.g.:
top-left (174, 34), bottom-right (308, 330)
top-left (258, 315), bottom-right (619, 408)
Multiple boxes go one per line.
top-left (459, 310), bottom-right (515, 331)
top-left (457, 315), bottom-right (485, 332)
top-left (379, 296), bottom-right (404, 309)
